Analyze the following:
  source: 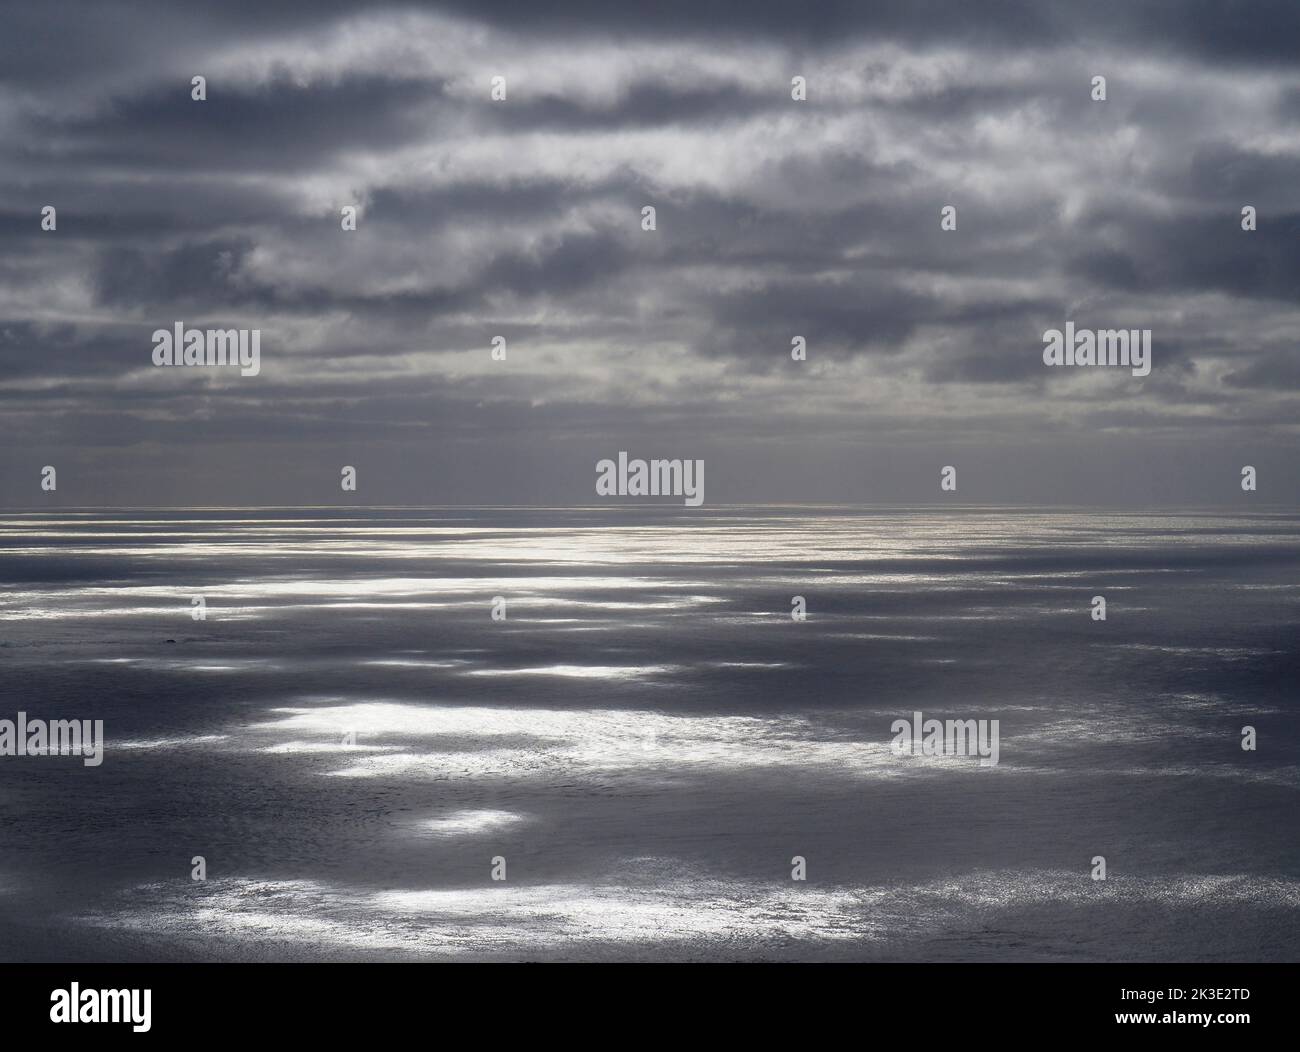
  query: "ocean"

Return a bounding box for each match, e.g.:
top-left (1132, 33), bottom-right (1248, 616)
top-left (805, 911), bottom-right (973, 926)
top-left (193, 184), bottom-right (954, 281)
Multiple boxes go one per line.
top-left (0, 506), bottom-right (1297, 961)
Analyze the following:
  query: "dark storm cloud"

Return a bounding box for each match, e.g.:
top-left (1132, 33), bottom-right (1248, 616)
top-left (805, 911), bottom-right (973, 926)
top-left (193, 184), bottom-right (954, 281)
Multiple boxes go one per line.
top-left (16, 0), bottom-right (1296, 58)
top-left (403, 0), bottom-right (1300, 64)
top-left (706, 277), bottom-right (935, 358)
top-left (1064, 211), bottom-right (1300, 303)
top-left (1, 0), bottom-right (1298, 506)
top-left (1178, 142), bottom-right (1300, 201)
top-left (0, 320), bottom-right (158, 380)
top-left (366, 180), bottom-right (605, 227)
top-left (92, 239), bottom-right (260, 309)
top-left (478, 232), bottom-right (635, 299)
top-left (20, 76), bottom-right (449, 176)
top-left (1223, 351), bottom-right (1300, 390)
top-left (87, 230), bottom-right (635, 323)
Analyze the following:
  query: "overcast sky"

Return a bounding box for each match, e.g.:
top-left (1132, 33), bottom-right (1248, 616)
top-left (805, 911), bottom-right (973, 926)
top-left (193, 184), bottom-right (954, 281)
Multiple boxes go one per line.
top-left (2, 0), bottom-right (1298, 507)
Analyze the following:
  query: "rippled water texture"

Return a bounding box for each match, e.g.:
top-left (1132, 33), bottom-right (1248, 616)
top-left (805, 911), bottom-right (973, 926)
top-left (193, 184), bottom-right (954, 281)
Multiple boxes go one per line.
top-left (0, 507), bottom-right (1296, 960)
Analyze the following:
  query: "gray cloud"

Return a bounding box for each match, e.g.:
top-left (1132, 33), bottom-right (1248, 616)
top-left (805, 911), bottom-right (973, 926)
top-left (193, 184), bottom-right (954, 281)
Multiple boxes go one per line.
top-left (1, 1), bottom-right (1298, 506)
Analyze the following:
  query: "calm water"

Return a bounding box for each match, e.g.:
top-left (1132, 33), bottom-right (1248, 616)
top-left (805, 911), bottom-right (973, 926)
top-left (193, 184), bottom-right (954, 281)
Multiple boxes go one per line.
top-left (0, 506), bottom-right (1297, 961)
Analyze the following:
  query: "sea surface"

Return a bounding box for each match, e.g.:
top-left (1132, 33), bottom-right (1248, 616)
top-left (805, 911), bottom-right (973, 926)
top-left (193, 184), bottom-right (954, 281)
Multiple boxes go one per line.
top-left (0, 506), bottom-right (1297, 961)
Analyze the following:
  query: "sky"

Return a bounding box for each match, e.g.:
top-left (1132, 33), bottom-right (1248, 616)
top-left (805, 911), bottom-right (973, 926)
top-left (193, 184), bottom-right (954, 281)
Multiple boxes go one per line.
top-left (1, 0), bottom-right (1298, 507)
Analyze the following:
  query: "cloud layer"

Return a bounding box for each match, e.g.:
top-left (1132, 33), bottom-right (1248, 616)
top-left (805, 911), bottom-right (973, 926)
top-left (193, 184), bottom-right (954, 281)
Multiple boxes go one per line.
top-left (2, 1), bottom-right (1298, 505)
